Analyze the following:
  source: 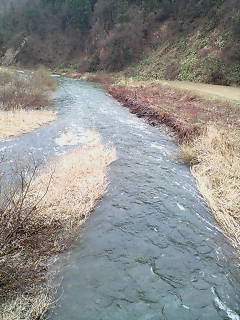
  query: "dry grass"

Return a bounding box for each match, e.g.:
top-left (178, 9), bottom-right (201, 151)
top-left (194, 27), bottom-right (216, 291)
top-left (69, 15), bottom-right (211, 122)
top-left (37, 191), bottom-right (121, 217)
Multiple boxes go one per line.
top-left (179, 142), bottom-right (198, 165)
top-left (159, 80), bottom-right (240, 103)
top-left (0, 131), bottom-right (116, 319)
top-left (82, 72), bottom-right (114, 85)
top-left (0, 110), bottom-right (56, 140)
top-left (0, 68), bottom-right (56, 111)
top-left (0, 67), bottom-right (57, 140)
top-left (108, 80), bottom-right (240, 127)
top-left (180, 124), bottom-right (240, 248)
top-left (0, 70), bottom-right (15, 85)
top-left (30, 131), bottom-right (116, 229)
top-left (0, 292), bottom-right (53, 320)
top-left (31, 67), bottom-right (57, 91)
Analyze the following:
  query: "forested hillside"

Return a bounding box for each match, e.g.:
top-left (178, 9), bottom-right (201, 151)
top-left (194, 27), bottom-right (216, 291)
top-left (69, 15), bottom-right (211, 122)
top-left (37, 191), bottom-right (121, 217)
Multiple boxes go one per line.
top-left (0, 0), bottom-right (239, 85)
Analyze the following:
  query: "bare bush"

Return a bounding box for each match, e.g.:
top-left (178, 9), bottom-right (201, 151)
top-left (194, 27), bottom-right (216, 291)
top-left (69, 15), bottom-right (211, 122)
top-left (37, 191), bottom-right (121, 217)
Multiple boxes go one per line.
top-left (0, 159), bottom-right (53, 297)
top-left (98, 22), bottom-right (144, 71)
top-left (0, 68), bottom-right (56, 111)
top-left (31, 67), bottom-right (57, 91)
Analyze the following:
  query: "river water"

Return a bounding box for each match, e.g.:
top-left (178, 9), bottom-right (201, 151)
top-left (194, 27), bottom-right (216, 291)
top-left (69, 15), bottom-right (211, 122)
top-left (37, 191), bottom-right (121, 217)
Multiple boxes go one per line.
top-left (1, 77), bottom-right (240, 319)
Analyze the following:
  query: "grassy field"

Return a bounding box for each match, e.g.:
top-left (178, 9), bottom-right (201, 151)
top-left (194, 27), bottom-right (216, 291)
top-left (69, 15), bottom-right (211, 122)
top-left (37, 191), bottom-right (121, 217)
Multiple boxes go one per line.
top-left (159, 80), bottom-right (240, 103)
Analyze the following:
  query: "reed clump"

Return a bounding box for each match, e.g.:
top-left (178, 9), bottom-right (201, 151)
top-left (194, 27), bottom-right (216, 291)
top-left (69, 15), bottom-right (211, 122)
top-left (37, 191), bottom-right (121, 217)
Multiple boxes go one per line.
top-left (180, 124), bottom-right (240, 248)
top-left (1, 291), bottom-right (53, 320)
top-left (0, 109), bottom-right (56, 140)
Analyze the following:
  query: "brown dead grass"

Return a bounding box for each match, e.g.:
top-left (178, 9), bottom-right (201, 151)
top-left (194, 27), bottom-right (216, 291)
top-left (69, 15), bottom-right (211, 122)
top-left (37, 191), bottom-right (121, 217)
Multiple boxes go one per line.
top-left (1, 291), bottom-right (53, 320)
top-left (0, 68), bottom-right (56, 111)
top-left (0, 131), bottom-right (116, 320)
top-left (180, 124), bottom-right (240, 248)
top-left (31, 67), bottom-right (57, 91)
top-left (0, 67), bottom-right (57, 140)
top-left (30, 131), bottom-right (116, 229)
top-left (82, 72), bottom-right (114, 85)
top-left (108, 81), bottom-right (240, 128)
top-left (0, 70), bottom-right (14, 85)
top-left (0, 110), bottom-right (56, 140)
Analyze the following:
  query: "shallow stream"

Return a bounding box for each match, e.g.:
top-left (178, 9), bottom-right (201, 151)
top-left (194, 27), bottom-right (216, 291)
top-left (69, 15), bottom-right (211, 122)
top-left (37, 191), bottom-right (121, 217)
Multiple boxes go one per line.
top-left (1, 77), bottom-right (240, 320)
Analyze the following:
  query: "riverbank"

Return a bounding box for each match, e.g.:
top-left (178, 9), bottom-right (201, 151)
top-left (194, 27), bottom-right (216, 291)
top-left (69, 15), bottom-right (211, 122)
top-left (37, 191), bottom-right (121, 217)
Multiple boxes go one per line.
top-left (0, 131), bottom-right (116, 320)
top-left (81, 73), bottom-right (240, 249)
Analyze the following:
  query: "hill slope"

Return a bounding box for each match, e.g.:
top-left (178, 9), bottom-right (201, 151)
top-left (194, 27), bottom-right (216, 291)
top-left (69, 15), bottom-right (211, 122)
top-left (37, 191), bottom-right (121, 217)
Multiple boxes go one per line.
top-left (0, 0), bottom-right (239, 85)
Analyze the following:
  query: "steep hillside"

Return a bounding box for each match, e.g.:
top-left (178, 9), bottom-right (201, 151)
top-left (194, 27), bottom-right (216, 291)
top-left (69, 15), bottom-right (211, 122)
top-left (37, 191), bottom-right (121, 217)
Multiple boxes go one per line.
top-left (0, 0), bottom-right (239, 85)
top-left (126, 0), bottom-right (240, 85)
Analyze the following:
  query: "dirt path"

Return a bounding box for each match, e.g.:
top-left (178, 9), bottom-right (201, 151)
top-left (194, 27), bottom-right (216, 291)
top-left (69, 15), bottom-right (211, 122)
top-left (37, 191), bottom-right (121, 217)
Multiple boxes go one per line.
top-left (159, 80), bottom-right (240, 103)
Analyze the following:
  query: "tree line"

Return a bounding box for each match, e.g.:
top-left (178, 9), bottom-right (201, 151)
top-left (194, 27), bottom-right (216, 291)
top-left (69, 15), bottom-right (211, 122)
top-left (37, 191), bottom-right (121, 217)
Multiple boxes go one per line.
top-left (0, 0), bottom-right (239, 84)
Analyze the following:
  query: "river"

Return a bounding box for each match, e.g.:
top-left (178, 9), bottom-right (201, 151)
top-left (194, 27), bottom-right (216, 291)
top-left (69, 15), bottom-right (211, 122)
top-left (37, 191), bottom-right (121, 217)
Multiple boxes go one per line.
top-left (1, 76), bottom-right (240, 320)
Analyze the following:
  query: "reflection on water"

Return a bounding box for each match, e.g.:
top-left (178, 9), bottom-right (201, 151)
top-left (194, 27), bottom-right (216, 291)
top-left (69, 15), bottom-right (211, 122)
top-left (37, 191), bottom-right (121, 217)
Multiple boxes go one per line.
top-left (1, 77), bottom-right (239, 320)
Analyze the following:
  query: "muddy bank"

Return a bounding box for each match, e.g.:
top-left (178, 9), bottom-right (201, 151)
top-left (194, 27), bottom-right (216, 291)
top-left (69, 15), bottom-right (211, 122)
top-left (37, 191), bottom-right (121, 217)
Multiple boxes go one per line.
top-left (107, 86), bottom-right (201, 141)
top-left (80, 73), bottom-right (239, 141)
top-left (106, 82), bottom-right (240, 142)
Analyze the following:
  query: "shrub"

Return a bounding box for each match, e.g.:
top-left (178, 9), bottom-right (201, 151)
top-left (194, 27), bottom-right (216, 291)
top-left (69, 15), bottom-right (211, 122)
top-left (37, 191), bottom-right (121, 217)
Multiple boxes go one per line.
top-left (31, 66), bottom-right (57, 90)
top-left (0, 68), bottom-right (56, 110)
top-left (88, 53), bottom-right (101, 72)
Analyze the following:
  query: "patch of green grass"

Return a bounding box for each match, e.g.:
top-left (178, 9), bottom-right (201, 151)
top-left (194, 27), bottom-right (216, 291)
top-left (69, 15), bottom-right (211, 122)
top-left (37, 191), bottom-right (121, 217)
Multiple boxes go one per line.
top-left (177, 53), bottom-right (203, 82)
top-left (192, 121), bottom-right (204, 126)
top-left (52, 67), bottom-right (73, 74)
